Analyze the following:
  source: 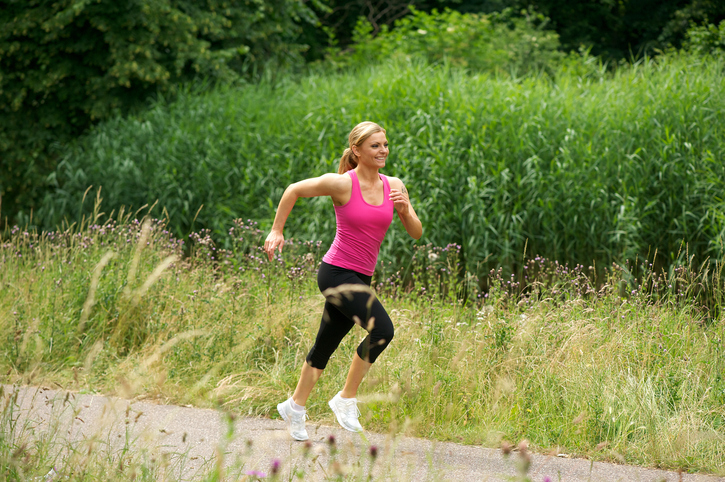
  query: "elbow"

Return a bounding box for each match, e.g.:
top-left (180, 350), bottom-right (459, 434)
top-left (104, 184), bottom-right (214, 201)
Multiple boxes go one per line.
top-left (284, 183), bottom-right (301, 200)
top-left (412, 225), bottom-right (423, 240)
top-left (400, 213), bottom-right (422, 240)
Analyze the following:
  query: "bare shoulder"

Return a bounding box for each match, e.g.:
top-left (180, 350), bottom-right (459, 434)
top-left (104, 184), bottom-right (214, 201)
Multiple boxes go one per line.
top-left (320, 172), bottom-right (352, 192)
top-left (291, 172), bottom-right (351, 199)
top-left (297, 172), bottom-right (350, 188)
top-left (320, 172), bottom-right (349, 182)
top-left (387, 176), bottom-right (408, 192)
top-left (316, 172), bottom-right (352, 205)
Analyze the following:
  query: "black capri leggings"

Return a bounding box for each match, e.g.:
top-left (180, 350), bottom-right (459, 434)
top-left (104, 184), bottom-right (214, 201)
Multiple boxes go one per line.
top-left (306, 261), bottom-right (394, 369)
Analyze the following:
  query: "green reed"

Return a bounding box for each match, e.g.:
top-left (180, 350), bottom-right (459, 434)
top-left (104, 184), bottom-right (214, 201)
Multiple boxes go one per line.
top-left (35, 52), bottom-right (725, 283)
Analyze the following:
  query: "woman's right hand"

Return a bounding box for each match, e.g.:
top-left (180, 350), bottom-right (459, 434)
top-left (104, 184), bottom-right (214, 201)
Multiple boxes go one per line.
top-left (264, 230), bottom-right (285, 261)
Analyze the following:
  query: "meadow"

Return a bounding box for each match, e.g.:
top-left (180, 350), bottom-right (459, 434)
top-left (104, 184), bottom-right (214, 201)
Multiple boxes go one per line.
top-left (2, 209), bottom-right (724, 479)
top-left (38, 52), bottom-right (725, 282)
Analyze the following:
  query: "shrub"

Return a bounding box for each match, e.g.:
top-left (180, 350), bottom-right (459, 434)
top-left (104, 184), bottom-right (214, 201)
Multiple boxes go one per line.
top-left (325, 7), bottom-right (564, 76)
top-left (685, 19), bottom-right (725, 57)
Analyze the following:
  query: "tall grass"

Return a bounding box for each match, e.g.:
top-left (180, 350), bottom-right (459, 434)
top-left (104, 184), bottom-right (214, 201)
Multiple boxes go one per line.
top-left (2, 213), bottom-right (724, 476)
top-left (37, 52), bottom-right (725, 281)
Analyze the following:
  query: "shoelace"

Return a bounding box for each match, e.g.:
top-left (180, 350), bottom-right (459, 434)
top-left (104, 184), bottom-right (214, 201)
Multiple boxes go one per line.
top-left (290, 410), bottom-right (308, 425)
top-left (342, 399), bottom-right (361, 420)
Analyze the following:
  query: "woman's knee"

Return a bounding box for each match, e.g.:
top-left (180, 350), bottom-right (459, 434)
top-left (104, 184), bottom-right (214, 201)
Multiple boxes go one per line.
top-left (375, 321), bottom-right (394, 345)
top-left (370, 311), bottom-right (394, 342)
top-left (358, 326), bottom-right (393, 363)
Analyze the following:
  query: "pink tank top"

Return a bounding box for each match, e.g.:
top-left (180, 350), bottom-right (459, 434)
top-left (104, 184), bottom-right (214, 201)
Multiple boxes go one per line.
top-left (322, 170), bottom-right (394, 275)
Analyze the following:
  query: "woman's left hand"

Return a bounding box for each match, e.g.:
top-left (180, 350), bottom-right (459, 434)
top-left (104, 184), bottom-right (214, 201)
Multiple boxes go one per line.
top-left (389, 187), bottom-right (410, 214)
top-left (389, 179), bottom-right (422, 239)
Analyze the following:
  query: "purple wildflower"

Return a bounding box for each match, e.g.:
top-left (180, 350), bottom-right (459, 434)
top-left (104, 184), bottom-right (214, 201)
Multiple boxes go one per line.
top-left (271, 458), bottom-right (280, 475)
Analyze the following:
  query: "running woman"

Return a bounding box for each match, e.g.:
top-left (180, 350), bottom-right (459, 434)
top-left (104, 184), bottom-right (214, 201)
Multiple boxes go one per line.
top-left (264, 121), bottom-right (422, 441)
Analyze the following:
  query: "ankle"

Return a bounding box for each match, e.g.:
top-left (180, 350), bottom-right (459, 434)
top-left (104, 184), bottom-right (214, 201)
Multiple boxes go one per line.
top-left (290, 398), bottom-right (305, 412)
top-left (338, 391), bottom-right (356, 400)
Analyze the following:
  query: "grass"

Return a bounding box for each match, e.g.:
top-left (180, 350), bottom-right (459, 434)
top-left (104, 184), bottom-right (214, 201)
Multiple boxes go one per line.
top-left (1, 207), bottom-right (724, 479)
top-left (34, 52), bottom-right (725, 282)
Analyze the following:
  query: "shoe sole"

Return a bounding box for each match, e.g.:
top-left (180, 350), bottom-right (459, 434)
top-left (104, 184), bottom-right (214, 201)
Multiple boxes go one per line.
top-left (328, 400), bottom-right (363, 433)
top-left (277, 403), bottom-right (309, 441)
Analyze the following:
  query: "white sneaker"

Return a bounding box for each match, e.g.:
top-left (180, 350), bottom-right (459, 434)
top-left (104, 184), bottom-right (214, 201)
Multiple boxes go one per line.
top-left (328, 392), bottom-right (363, 432)
top-left (277, 398), bottom-right (309, 441)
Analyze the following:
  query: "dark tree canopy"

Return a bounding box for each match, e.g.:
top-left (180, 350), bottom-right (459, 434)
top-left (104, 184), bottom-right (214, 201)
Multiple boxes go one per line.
top-left (517, 0), bottom-right (725, 58)
top-left (0, 0), bottom-right (320, 224)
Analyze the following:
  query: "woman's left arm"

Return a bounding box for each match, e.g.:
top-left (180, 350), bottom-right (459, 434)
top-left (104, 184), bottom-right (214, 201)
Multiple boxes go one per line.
top-left (389, 178), bottom-right (422, 240)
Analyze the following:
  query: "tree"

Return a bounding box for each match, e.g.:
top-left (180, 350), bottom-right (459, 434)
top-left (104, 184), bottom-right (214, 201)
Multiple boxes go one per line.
top-left (515, 0), bottom-right (725, 59)
top-left (0, 0), bottom-right (320, 226)
top-left (659, 0), bottom-right (725, 48)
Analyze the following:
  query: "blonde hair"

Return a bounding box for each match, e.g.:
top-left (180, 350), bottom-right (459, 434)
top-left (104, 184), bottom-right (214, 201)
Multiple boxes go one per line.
top-left (338, 121), bottom-right (386, 174)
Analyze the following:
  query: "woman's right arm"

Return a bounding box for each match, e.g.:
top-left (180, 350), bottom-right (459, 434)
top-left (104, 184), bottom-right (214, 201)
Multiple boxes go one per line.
top-left (264, 173), bottom-right (347, 261)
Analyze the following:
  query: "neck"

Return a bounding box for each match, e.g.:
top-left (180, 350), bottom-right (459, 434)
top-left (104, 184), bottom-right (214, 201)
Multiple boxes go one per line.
top-left (354, 165), bottom-right (380, 183)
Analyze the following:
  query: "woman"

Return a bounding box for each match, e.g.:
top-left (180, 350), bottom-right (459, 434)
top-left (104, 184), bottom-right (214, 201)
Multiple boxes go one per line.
top-left (264, 121), bottom-right (422, 441)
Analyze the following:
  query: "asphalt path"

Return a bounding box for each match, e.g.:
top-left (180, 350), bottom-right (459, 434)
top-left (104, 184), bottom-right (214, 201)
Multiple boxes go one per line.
top-left (5, 385), bottom-right (724, 482)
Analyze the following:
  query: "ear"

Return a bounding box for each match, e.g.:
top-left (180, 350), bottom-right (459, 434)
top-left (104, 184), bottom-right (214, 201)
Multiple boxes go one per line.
top-left (351, 145), bottom-right (359, 157)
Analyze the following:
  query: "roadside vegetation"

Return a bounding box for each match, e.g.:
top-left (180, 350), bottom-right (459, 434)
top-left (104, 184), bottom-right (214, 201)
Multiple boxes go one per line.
top-left (2, 211), bottom-right (723, 479)
top-left (38, 51), bottom-right (725, 285)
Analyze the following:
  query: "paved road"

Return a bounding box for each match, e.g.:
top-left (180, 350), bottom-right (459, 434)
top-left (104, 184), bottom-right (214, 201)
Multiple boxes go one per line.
top-left (5, 385), bottom-right (724, 482)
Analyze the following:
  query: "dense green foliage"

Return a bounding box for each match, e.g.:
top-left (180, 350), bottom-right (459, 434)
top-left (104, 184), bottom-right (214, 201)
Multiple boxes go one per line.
top-left (2, 218), bottom-right (724, 475)
top-left (326, 7), bottom-right (564, 76)
top-left (308, 0), bottom-right (725, 62)
top-left (0, 0), bottom-right (320, 224)
top-left (686, 18), bottom-right (725, 56)
top-left (298, 0), bottom-right (520, 61)
top-left (37, 53), bottom-right (725, 279)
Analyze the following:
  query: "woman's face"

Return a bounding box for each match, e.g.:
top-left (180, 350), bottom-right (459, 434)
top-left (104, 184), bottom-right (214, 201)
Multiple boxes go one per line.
top-left (354, 131), bottom-right (389, 169)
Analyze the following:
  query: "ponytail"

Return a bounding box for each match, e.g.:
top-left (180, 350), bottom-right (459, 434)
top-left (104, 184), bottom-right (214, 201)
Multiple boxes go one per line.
top-left (337, 121), bottom-right (385, 175)
top-left (338, 148), bottom-right (358, 174)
